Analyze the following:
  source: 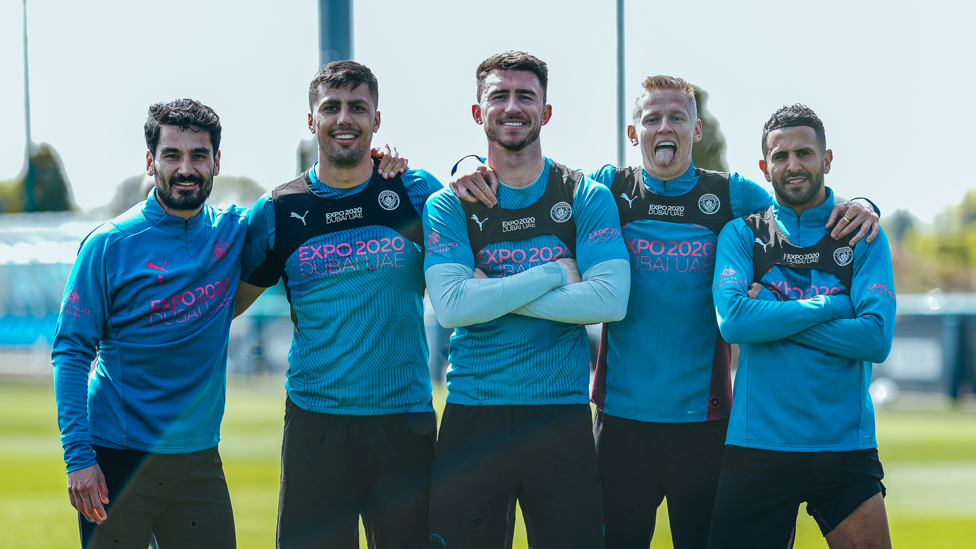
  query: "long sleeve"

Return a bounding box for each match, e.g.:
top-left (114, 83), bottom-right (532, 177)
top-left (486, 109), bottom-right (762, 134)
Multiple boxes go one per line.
top-left (512, 258), bottom-right (629, 323)
top-left (425, 261), bottom-right (566, 328)
top-left (785, 231), bottom-right (896, 363)
top-left (712, 219), bottom-right (844, 343)
top-left (52, 230), bottom-right (112, 472)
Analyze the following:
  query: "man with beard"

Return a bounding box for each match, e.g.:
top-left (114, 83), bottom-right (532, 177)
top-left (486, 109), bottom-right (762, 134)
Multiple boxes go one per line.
top-left (233, 61), bottom-right (443, 549)
top-left (53, 98), bottom-right (246, 548)
top-left (449, 76), bottom-right (880, 548)
top-left (709, 104), bottom-right (894, 548)
top-left (422, 51), bottom-right (630, 548)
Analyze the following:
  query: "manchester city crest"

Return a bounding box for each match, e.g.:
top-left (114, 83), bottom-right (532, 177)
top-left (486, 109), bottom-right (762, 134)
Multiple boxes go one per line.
top-left (699, 193), bottom-right (721, 215)
top-left (833, 246), bottom-right (854, 266)
top-left (550, 201), bottom-right (573, 223)
top-left (378, 190), bottom-right (400, 211)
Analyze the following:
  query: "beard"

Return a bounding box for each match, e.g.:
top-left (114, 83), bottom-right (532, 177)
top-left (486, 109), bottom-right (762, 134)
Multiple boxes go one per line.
top-left (484, 120), bottom-right (541, 153)
top-left (773, 168), bottom-right (825, 209)
top-left (320, 131), bottom-right (371, 168)
top-left (155, 172), bottom-right (213, 212)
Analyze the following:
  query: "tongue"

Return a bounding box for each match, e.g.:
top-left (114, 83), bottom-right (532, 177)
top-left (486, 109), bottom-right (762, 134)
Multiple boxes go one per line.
top-left (655, 146), bottom-right (676, 165)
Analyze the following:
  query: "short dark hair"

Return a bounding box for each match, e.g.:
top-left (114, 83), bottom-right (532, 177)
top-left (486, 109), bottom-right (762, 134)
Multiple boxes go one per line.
top-left (762, 104), bottom-right (826, 158)
top-left (144, 99), bottom-right (221, 156)
top-left (476, 51), bottom-right (548, 104)
top-left (309, 60), bottom-right (379, 111)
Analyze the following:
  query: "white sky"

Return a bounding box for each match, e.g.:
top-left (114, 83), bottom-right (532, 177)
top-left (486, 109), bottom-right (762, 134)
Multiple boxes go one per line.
top-left (0, 0), bottom-right (972, 223)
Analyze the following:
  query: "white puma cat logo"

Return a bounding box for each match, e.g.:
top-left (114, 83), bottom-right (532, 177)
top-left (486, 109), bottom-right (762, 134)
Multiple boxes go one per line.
top-left (471, 214), bottom-right (487, 231)
top-left (620, 193), bottom-right (636, 208)
top-left (754, 237), bottom-right (770, 252)
top-left (291, 211), bottom-right (309, 226)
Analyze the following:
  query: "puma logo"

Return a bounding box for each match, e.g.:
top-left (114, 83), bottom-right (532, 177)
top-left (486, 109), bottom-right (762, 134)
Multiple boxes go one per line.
top-left (620, 193), bottom-right (636, 208)
top-left (754, 238), bottom-right (770, 252)
top-left (471, 214), bottom-right (487, 231)
top-left (147, 261), bottom-right (167, 285)
top-left (291, 211), bottom-right (309, 226)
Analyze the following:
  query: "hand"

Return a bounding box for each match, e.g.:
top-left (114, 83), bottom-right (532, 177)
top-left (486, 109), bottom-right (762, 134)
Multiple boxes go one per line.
top-left (556, 257), bottom-right (582, 285)
top-left (450, 165), bottom-right (498, 208)
top-left (826, 199), bottom-right (879, 246)
top-left (370, 144), bottom-right (408, 179)
top-left (747, 282), bottom-right (763, 299)
top-left (67, 464), bottom-right (109, 524)
top-left (472, 267), bottom-right (488, 279)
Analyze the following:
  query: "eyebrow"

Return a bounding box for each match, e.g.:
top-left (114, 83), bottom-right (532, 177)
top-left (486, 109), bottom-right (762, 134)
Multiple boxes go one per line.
top-left (159, 147), bottom-right (212, 155)
top-left (490, 88), bottom-right (538, 97)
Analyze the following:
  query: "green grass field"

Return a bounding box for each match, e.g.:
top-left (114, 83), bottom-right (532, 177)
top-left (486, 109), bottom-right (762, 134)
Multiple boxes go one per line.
top-left (3, 378), bottom-right (974, 548)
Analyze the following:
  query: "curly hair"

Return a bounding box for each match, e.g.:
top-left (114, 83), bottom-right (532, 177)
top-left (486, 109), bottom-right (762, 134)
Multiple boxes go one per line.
top-left (308, 60), bottom-right (379, 111)
top-left (144, 98), bottom-right (221, 156)
top-left (762, 104), bottom-right (826, 158)
top-left (476, 51), bottom-right (548, 104)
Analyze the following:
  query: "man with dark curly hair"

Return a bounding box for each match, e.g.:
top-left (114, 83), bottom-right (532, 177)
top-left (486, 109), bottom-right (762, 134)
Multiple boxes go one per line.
top-left (709, 104), bottom-right (894, 549)
top-left (53, 98), bottom-right (247, 549)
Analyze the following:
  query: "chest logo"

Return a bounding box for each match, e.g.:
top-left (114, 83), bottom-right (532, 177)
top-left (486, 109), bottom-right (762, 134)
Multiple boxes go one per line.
top-left (699, 193), bottom-right (721, 215)
top-left (620, 193), bottom-right (636, 208)
top-left (211, 240), bottom-right (229, 262)
top-left (551, 201), bottom-right (573, 223)
top-left (834, 246), bottom-right (854, 266)
top-left (378, 190), bottom-right (400, 211)
top-left (147, 261), bottom-right (168, 285)
top-left (290, 211), bottom-right (309, 226)
top-left (471, 214), bottom-right (487, 231)
top-left (754, 238), bottom-right (770, 253)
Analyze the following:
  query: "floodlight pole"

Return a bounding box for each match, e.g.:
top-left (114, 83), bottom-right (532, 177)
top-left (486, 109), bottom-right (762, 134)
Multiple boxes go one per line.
top-left (616, 0), bottom-right (626, 169)
top-left (318, 0), bottom-right (353, 67)
top-left (23, 0), bottom-right (35, 212)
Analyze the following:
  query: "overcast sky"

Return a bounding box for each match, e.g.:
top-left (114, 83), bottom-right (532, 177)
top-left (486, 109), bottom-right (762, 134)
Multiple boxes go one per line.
top-left (0, 0), bottom-right (972, 223)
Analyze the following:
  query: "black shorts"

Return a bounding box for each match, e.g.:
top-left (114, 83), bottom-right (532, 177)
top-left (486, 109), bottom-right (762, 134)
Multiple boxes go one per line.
top-left (593, 411), bottom-right (727, 549)
top-left (428, 403), bottom-right (604, 549)
top-left (707, 445), bottom-right (886, 549)
top-left (80, 445), bottom-right (235, 549)
top-left (276, 397), bottom-right (436, 549)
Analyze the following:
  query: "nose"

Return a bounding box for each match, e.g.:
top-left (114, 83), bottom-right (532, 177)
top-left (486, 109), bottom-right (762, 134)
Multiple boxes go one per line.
top-left (658, 118), bottom-right (673, 134)
top-left (337, 105), bottom-right (355, 125)
top-left (503, 95), bottom-right (520, 114)
top-left (786, 153), bottom-right (802, 172)
top-left (177, 154), bottom-right (195, 174)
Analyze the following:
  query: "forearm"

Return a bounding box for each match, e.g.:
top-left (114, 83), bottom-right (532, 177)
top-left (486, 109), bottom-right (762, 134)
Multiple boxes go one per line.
top-left (425, 262), bottom-right (566, 328)
top-left (512, 258), bottom-right (630, 323)
top-left (786, 313), bottom-right (892, 363)
top-left (52, 351), bottom-right (98, 472)
top-left (717, 292), bottom-right (839, 343)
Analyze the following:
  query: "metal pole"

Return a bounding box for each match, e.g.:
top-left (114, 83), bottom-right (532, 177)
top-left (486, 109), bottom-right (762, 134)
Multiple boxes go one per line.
top-left (23, 0), bottom-right (35, 212)
top-left (318, 0), bottom-right (353, 67)
top-left (616, 0), bottom-right (626, 169)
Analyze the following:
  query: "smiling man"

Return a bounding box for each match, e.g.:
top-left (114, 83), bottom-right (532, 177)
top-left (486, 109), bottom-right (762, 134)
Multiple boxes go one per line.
top-left (53, 98), bottom-right (247, 549)
top-left (233, 61), bottom-right (442, 549)
top-left (423, 51), bottom-right (630, 548)
top-left (709, 105), bottom-right (895, 549)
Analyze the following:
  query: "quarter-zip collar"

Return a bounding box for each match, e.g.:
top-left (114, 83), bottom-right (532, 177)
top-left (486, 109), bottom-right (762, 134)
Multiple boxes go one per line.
top-left (640, 162), bottom-right (697, 196)
top-left (772, 187), bottom-right (836, 246)
top-left (142, 189), bottom-right (208, 230)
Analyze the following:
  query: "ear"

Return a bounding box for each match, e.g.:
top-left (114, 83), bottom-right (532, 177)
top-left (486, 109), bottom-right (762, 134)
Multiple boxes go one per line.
top-left (213, 150), bottom-right (221, 176)
top-left (627, 125), bottom-right (638, 146)
top-left (822, 149), bottom-right (832, 174)
top-left (472, 104), bottom-right (483, 125)
top-left (541, 104), bottom-right (552, 126)
top-left (308, 113), bottom-right (315, 134)
top-left (693, 119), bottom-right (703, 143)
top-left (759, 159), bottom-right (771, 182)
top-left (146, 151), bottom-right (154, 176)
top-left (374, 111), bottom-right (381, 133)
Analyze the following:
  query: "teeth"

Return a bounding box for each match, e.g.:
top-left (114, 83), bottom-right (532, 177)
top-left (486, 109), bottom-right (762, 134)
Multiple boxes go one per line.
top-left (502, 122), bottom-right (524, 126)
top-left (657, 141), bottom-right (676, 148)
